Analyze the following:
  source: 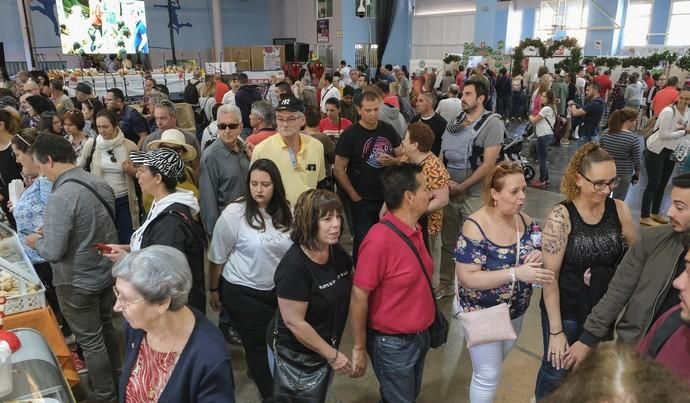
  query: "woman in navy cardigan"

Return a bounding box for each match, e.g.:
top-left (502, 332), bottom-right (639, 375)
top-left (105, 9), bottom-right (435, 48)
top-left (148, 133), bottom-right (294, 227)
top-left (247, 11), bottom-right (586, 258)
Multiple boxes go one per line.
top-left (113, 245), bottom-right (235, 402)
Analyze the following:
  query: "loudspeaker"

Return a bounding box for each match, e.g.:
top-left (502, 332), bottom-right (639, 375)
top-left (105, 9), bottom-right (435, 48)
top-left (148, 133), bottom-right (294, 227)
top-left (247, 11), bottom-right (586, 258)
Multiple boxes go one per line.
top-left (0, 43), bottom-right (6, 79)
top-left (285, 44), bottom-right (295, 62)
top-left (296, 43), bottom-right (309, 62)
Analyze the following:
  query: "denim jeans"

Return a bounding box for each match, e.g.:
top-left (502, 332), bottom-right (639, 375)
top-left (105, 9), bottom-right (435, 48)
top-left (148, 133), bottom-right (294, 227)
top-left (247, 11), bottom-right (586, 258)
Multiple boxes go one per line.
top-left (350, 198), bottom-right (383, 263)
top-left (536, 135), bottom-right (553, 182)
top-left (56, 285), bottom-right (120, 400)
top-left (221, 279), bottom-right (276, 400)
top-left (114, 196), bottom-right (133, 244)
top-left (534, 308), bottom-right (583, 400)
top-left (641, 148), bottom-right (675, 217)
top-left (367, 329), bottom-right (431, 403)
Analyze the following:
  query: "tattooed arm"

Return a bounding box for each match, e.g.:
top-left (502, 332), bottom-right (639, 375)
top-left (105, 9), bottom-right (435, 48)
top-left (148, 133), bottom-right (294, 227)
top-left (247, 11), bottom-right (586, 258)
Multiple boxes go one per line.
top-left (541, 204), bottom-right (571, 370)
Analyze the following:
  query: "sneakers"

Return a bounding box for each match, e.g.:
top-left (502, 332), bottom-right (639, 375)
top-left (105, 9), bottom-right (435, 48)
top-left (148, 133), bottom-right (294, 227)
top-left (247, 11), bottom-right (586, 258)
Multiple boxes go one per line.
top-left (70, 350), bottom-right (87, 374)
top-left (640, 217), bottom-right (661, 227)
top-left (651, 214), bottom-right (669, 224)
top-left (560, 139), bottom-right (570, 145)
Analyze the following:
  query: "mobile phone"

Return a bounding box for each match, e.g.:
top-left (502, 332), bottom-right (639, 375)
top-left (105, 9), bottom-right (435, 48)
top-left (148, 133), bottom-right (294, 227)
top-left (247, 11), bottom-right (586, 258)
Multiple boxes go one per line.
top-left (94, 243), bottom-right (113, 254)
top-left (19, 229), bottom-right (34, 236)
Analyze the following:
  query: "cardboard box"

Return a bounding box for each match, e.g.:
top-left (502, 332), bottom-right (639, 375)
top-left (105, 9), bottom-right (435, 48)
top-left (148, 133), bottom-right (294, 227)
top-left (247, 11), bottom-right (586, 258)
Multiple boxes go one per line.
top-left (250, 45), bottom-right (285, 71)
top-left (224, 47), bottom-right (252, 71)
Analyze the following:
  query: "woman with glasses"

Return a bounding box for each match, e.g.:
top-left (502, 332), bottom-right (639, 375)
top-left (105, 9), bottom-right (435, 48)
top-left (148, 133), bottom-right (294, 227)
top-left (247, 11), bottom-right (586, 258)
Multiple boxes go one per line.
top-left (87, 109), bottom-right (140, 243)
top-left (534, 143), bottom-right (636, 399)
top-left (207, 158), bottom-right (292, 402)
top-left (81, 97), bottom-right (104, 137)
top-left (455, 161), bottom-right (553, 403)
top-left (114, 245), bottom-right (235, 403)
top-left (37, 111), bottom-right (63, 136)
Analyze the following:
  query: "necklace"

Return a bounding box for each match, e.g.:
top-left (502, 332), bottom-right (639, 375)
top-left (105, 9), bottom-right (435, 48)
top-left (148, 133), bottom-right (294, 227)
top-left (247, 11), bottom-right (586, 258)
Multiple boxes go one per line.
top-left (146, 331), bottom-right (180, 401)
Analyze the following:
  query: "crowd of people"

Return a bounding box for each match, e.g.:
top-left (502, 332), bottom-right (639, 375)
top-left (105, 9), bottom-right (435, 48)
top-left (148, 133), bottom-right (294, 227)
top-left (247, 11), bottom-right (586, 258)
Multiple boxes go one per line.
top-left (0, 59), bottom-right (689, 403)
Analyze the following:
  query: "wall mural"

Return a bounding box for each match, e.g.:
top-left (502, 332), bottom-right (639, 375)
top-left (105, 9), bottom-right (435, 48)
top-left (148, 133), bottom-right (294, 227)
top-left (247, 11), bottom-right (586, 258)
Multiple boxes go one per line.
top-left (31, 0), bottom-right (60, 37)
top-left (153, 0), bottom-right (192, 35)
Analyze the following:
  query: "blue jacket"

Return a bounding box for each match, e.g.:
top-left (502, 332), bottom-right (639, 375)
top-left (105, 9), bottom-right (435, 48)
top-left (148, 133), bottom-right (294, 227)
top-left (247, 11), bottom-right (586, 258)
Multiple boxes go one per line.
top-left (119, 308), bottom-right (235, 402)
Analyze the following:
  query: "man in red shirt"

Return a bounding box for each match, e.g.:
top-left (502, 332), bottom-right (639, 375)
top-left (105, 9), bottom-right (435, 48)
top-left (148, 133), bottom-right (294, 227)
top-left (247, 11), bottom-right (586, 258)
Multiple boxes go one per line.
top-left (592, 70), bottom-right (613, 101)
top-left (455, 64), bottom-right (466, 91)
top-left (637, 247), bottom-right (690, 384)
top-left (643, 71), bottom-right (656, 94)
top-left (214, 73), bottom-right (230, 104)
top-left (652, 76), bottom-right (681, 116)
top-left (350, 163), bottom-right (435, 402)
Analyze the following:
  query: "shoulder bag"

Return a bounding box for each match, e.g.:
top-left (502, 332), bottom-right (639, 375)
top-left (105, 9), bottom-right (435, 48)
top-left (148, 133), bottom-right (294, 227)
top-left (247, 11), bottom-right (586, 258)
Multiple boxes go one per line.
top-left (457, 216), bottom-right (520, 348)
top-left (381, 220), bottom-right (449, 348)
top-left (61, 178), bottom-right (116, 224)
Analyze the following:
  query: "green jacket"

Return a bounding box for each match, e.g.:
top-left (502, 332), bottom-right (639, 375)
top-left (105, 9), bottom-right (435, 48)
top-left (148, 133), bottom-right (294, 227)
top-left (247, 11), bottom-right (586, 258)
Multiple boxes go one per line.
top-left (551, 79), bottom-right (569, 116)
top-left (580, 225), bottom-right (686, 346)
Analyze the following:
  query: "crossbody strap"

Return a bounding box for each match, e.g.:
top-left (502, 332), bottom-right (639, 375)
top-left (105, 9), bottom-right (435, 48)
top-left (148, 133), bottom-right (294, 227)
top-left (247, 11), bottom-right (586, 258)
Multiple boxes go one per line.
top-left (647, 308), bottom-right (683, 358)
top-left (61, 178), bottom-right (116, 224)
top-left (380, 220), bottom-right (434, 299)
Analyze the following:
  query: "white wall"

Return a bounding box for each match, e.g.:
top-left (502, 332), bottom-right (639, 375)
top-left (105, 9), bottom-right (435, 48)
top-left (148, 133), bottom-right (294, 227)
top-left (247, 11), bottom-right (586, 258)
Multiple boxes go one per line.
top-left (411, 12), bottom-right (475, 61)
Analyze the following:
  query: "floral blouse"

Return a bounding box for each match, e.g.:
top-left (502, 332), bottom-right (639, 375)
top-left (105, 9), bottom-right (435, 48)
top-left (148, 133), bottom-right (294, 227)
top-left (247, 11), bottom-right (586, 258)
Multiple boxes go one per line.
top-left (454, 216), bottom-right (537, 319)
top-left (14, 176), bottom-right (52, 263)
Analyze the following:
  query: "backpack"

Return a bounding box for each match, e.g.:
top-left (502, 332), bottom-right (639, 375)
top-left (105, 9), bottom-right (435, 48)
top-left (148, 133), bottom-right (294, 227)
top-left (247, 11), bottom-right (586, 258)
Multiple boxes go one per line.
top-left (643, 115), bottom-right (659, 138)
top-left (184, 80), bottom-right (200, 106)
top-left (468, 111), bottom-right (508, 169)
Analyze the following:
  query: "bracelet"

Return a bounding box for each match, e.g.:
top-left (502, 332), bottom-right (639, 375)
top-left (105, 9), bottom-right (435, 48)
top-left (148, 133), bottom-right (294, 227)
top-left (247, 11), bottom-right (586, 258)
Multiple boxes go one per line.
top-left (209, 287), bottom-right (219, 292)
top-left (327, 349), bottom-right (338, 365)
top-left (509, 267), bottom-right (516, 284)
top-left (550, 330), bottom-right (564, 336)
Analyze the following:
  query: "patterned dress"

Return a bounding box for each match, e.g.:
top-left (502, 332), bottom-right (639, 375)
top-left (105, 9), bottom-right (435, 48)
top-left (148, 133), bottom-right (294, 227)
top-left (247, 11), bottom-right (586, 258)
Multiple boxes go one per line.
top-left (455, 215), bottom-right (537, 319)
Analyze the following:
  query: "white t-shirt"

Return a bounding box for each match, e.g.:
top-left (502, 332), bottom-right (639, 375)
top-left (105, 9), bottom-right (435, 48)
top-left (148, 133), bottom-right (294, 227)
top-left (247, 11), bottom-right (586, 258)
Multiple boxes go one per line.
top-left (208, 202), bottom-right (292, 290)
top-left (435, 97), bottom-right (462, 123)
top-left (100, 151), bottom-right (128, 197)
top-left (535, 106), bottom-right (556, 137)
top-left (576, 77), bottom-right (587, 93)
top-left (320, 85), bottom-right (341, 113)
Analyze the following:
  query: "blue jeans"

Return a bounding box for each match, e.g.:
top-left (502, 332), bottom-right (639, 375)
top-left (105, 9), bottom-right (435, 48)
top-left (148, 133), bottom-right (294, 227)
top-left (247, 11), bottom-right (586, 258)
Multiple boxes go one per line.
top-left (534, 307), bottom-right (583, 400)
top-left (536, 135), bottom-right (553, 182)
top-left (114, 196), bottom-right (133, 244)
top-left (367, 329), bottom-right (430, 403)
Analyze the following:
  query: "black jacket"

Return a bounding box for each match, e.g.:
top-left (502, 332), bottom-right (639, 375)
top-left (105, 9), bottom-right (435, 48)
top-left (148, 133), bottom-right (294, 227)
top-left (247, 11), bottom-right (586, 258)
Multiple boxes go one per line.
top-left (235, 85), bottom-right (263, 127)
top-left (140, 203), bottom-right (207, 312)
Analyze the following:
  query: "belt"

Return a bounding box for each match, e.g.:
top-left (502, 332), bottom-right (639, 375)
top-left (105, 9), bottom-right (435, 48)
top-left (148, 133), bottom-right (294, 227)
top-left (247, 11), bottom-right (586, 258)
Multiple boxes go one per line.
top-left (369, 328), bottom-right (427, 338)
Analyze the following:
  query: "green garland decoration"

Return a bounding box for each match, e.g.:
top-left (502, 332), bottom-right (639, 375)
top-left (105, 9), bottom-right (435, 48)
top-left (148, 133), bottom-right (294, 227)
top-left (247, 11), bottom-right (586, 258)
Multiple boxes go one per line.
top-left (452, 41), bottom-right (506, 69)
top-left (512, 37), bottom-right (581, 74)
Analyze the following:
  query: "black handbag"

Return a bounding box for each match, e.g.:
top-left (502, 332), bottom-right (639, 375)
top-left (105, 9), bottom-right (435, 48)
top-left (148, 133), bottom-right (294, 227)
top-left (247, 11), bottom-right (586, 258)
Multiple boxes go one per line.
top-left (381, 220), bottom-right (449, 348)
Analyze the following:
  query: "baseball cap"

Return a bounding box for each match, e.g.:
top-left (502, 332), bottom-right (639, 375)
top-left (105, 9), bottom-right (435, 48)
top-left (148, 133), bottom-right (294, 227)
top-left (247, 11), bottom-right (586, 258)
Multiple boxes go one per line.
top-left (0, 96), bottom-right (19, 110)
top-left (75, 82), bottom-right (93, 95)
top-left (129, 148), bottom-right (185, 180)
top-left (275, 97), bottom-right (305, 113)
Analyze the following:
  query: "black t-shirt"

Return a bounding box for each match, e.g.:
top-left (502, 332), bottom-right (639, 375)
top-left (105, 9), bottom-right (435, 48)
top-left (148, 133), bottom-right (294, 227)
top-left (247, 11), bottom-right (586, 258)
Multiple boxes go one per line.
top-left (581, 98), bottom-right (605, 137)
top-left (411, 113), bottom-right (447, 156)
top-left (0, 145), bottom-right (23, 227)
top-left (653, 249), bottom-right (686, 324)
top-left (273, 243), bottom-right (353, 354)
top-left (335, 121), bottom-right (401, 201)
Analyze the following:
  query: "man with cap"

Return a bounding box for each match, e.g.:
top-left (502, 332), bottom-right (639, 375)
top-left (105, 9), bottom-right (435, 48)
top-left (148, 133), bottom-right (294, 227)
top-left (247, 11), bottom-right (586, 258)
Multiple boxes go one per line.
top-left (75, 82), bottom-right (95, 105)
top-left (250, 97), bottom-right (326, 206)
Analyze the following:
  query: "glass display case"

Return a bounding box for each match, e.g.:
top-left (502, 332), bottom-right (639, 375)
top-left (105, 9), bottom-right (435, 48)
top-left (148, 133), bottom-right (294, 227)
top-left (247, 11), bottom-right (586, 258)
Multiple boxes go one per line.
top-left (1, 328), bottom-right (75, 402)
top-left (0, 222), bottom-right (45, 315)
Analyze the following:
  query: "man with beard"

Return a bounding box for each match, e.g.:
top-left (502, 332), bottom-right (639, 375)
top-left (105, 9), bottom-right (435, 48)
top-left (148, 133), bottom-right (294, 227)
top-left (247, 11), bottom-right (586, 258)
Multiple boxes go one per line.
top-left (438, 78), bottom-right (503, 299)
top-left (565, 173), bottom-right (690, 372)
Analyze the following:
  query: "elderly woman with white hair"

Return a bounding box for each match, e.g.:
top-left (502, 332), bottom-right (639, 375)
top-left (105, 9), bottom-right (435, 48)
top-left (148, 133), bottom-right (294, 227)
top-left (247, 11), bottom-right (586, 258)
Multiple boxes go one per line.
top-left (199, 103), bottom-right (251, 238)
top-left (114, 245), bottom-right (235, 403)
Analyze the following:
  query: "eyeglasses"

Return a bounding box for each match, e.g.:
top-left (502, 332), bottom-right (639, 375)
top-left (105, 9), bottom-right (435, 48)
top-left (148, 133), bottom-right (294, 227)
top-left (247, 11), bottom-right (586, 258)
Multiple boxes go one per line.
top-left (113, 286), bottom-right (145, 310)
top-left (276, 116), bottom-right (300, 124)
top-left (579, 172), bottom-right (620, 191)
top-left (106, 149), bottom-right (117, 163)
top-left (218, 122), bottom-right (240, 130)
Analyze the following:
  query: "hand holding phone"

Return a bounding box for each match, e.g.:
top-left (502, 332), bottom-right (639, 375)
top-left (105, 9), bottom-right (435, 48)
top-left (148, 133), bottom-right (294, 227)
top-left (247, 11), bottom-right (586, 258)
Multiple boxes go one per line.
top-left (94, 243), bottom-right (113, 254)
top-left (19, 229), bottom-right (34, 236)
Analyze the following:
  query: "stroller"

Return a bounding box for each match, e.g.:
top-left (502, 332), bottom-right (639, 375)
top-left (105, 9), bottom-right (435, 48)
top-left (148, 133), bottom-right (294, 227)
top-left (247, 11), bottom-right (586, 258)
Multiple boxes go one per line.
top-left (502, 131), bottom-right (536, 181)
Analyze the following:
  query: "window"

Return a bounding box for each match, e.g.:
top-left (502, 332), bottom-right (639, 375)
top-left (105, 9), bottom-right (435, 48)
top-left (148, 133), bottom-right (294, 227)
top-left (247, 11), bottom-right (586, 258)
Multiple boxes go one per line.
top-left (317, 0), bottom-right (334, 18)
top-left (668, 0), bottom-right (690, 45)
top-left (355, 43), bottom-right (378, 70)
top-left (534, 0), bottom-right (587, 45)
top-left (623, 0), bottom-right (652, 46)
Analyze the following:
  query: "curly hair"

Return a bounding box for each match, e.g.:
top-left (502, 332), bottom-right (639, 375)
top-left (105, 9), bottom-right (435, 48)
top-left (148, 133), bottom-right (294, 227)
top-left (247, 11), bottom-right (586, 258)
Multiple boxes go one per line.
top-left (482, 161), bottom-right (525, 206)
top-left (561, 142), bottom-right (613, 201)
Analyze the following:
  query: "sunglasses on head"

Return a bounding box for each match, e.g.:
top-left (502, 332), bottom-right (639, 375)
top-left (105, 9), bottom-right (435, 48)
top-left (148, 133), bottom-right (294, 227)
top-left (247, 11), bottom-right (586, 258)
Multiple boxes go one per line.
top-left (106, 149), bottom-right (117, 163)
top-left (218, 122), bottom-right (240, 130)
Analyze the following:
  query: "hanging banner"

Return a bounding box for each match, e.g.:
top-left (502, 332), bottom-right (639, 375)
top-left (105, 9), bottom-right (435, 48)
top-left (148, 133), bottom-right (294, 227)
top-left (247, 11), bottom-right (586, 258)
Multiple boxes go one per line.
top-left (317, 19), bottom-right (329, 43)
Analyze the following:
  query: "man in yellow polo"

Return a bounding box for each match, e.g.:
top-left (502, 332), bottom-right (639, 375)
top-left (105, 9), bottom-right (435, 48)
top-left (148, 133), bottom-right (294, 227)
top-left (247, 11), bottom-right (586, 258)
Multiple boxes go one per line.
top-left (250, 97), bottom-right (326, 205)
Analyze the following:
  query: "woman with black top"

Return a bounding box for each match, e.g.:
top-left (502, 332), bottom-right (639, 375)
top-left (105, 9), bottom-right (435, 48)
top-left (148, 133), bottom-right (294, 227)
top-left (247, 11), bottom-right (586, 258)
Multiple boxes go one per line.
top-left (534, 143), bottom-right (636, 399)
top-left (0, 109), bottom-right (24, 227)
top-left (270, 189), bottom-right (353, 402)
top-left (25, 95), bottom-right (55, 129)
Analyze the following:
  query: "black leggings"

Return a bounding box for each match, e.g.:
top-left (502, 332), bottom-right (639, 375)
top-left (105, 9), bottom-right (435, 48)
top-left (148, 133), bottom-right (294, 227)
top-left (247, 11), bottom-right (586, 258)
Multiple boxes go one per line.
top-left (220, 279), bottom-right (277, 400)
top-left (641, 149), bottom-right (675, 217)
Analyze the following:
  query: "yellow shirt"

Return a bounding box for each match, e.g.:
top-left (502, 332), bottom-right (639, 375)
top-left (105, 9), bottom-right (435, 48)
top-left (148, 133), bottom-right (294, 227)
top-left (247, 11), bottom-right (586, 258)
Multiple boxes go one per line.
top-left (251, 133), bottom-right (326, 206)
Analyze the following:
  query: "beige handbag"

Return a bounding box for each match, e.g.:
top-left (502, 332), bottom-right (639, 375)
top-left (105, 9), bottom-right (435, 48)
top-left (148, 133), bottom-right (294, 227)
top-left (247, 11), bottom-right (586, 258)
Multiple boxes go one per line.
top-left (457, 217), bottom-right (520, 348)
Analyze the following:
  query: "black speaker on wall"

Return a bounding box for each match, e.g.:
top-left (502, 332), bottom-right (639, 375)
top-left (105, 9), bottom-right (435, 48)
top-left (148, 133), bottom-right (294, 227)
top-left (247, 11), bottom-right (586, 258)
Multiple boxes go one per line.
top-left (0, 43), bottom-right (6, 79)
top-left (296, 43), bottom-right (309, 63)
top-left (285, 44), bottom-right (295, 62)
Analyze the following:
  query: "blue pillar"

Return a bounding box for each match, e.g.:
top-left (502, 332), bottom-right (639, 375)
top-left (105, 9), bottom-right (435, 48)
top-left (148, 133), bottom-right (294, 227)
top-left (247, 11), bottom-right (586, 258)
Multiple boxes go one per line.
top-left (521, 8), bottom-right (536, 40)
top-left (584, 0), bottom-right (625, 56)
top-left (474, 0), bottom-right (497, 46)
top-left (648, 0), bottom-right (671, 45)
top-left (341, 0), bottom-right (376, 68)
top-left (494, 8), bottom-right (509, 47)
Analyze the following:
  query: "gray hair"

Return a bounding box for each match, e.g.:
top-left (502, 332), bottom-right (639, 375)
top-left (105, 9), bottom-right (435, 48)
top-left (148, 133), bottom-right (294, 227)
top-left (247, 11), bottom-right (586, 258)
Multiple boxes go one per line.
top-left (448, 84), bottom-right (460, 96)
top-left (112, 245), bottom-right (191, 311)
top-left (217, 104), bottom-right (243, 122)
top-left (148, 90), bottom-right (169, 105)
top-left (154, 100), bottom-right (177, 118)
top-left (250, 100), bottom-right (275, 126)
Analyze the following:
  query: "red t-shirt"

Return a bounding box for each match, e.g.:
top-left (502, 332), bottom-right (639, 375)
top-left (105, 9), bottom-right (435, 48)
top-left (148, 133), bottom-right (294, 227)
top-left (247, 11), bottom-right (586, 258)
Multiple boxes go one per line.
top-left (318, 117), bottom-right (352, 138)
top-left (353, 212), bottom-right (435, 334)
top-left (246, 129), bottom-right (276, 146)
top-left (645, 77), bottom-right (655, 91)
top-left (637, 305), bottom-right (690, 384)
top-left (653, 87), bottom-right (680, 116)
top-left (383, 95), bottom-right (400, 110)
top-left (593, 75), bottom-right (612, 99)
top-left (456, 72), bottom-right (466, 90)
top-left (214, 81), bottom-right (230, 104)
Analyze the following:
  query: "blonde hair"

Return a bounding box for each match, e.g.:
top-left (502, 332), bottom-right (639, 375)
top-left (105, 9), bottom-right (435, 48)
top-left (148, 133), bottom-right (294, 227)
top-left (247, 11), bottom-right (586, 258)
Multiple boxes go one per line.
top-left (482, 161), bottom-right (525, 206)
top-left (561, 143), bottom-right (613, 201)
